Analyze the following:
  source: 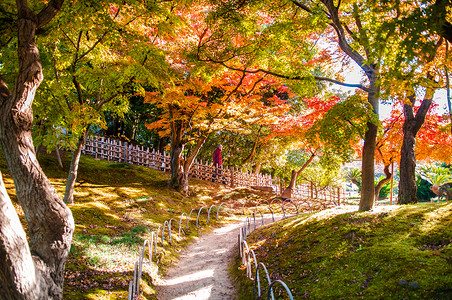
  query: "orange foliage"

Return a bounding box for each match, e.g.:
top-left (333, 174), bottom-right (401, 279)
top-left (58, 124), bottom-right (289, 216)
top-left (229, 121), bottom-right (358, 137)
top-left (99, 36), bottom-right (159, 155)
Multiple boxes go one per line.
top-left (144, 71), bottom-right (291, 137)
top-left (376, 100), bottom-right (452, 166)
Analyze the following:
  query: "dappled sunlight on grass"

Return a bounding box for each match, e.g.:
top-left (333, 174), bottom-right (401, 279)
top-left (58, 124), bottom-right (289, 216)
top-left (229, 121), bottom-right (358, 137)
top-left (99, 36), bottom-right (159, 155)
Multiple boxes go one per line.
top-left (235, 203), bottom-right (452, 299)
top-left (0, 152), bottom-right (262, 298)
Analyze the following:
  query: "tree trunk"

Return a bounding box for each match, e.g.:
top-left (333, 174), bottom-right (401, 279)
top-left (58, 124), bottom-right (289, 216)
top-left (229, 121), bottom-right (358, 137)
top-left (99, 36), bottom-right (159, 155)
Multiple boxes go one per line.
top-left (64, 129), bottom-right (89, 204)
top-left (281, 151), bottom-right (317, 199)
top-left (359, 71), bottom-right (380, 211)
top-left (399, 126), bottom-right (418, 204)
top-left (241, 138), bottom-right (259, 166)
top-left (359, 121), bottom-right (378, 210)
top-left (398, 87), bottom-right (434, 204)
top-left (0, 172), bottom-right (46, 299)
top-left (374, 164), bottom-right (392, 202)
top-left (281, 169), bottom-right (297, 199)
top-left (170, 141), bottom-right (185, 191)
top-left (170, 135), bottom-right (207, 194)
top-left (253, 162), bottom-right (261, 175)
top-left (0, 2), bottom-right (73, 298)
top-left (55, 146), bottom-right (63, 169)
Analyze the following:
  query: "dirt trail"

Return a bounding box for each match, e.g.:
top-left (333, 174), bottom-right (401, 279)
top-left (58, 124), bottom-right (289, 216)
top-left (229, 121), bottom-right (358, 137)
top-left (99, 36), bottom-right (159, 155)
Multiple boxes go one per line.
top-left (156, 216), bottom-right (274, 300)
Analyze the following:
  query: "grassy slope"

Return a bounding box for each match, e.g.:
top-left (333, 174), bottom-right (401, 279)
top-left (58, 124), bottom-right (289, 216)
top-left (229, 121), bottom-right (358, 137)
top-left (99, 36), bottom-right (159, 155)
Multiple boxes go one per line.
top-left (232, 204), bottom-right (452, 299)
top-left (2, 151), bottom-right (271, 299)
top-left (4, 151), bottom-right (451, 299)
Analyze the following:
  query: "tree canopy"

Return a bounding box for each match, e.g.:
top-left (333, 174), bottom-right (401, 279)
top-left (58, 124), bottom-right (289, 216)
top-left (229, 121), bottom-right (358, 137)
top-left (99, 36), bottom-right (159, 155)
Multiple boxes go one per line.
top-left (0, 0), bottom-right (451, 295)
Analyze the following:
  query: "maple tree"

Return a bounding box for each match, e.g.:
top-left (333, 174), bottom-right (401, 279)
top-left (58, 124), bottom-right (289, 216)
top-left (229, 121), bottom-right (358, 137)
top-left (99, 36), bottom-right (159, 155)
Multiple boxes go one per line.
top-left (375, 100), bottom-right (452, 202)
top-left (0, 1), bottom-right (74, 298)
top-left (34, 0), bottom-right (176, 204)
top-left (264, 91), bottom-right (375, 199)
top-left (140, 4), bottom-right (292, 193)
top-left (199, 0), bottom-right (452, 209)
top-left (145, 71), bottom-right (290, 193)
top-left (196, 0), bottom-right (396, 211)
top-left (376, 0), bottom-right (451, 204)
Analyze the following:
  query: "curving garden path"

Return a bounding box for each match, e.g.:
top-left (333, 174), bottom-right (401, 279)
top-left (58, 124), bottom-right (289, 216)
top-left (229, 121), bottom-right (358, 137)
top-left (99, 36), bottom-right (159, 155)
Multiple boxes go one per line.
top-left (156, 215), bottom-right (274, 300)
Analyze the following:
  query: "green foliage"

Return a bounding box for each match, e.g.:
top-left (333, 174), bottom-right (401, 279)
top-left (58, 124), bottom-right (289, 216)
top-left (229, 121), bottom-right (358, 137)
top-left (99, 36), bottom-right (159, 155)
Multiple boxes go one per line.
top-left (417, 164), bottom-right (452, 186)
top-left (344, 168), bottom-right (362, 190)
top-left (31, 0), bottom-right (175, 150)
top-left (309, 95), bottom-right (379, 162)
top-left (301, 164), bottom-right (342, 190)
top-left (416, 177), bottom-right (437, 202)
top-left (286, 149), bottom-right (312, 167)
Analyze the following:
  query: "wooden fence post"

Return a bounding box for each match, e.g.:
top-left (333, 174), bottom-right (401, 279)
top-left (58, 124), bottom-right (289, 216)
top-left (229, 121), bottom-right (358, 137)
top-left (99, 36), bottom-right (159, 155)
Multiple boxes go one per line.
top-left (123, 141), bottom-right (128, 163)
top-left (230, 166), bottom-right (234, 187)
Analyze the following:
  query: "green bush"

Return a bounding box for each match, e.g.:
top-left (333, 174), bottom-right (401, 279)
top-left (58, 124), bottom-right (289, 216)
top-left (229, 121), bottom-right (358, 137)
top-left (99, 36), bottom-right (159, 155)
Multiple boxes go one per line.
top-left (416, 177), bottom-right (437, 202)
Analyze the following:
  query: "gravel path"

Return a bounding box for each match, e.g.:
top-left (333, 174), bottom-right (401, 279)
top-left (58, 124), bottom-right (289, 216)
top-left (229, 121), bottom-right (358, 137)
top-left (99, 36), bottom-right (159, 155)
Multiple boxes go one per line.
top-left (156, 215), bottom-right (276, 300)
top-left (156, 220), bottom-right (243, 300)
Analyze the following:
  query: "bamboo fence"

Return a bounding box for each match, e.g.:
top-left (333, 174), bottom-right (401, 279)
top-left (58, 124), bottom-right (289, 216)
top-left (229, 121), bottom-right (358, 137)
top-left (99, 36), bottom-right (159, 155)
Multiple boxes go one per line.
top-left (81, 136), bottom-right (344, 203)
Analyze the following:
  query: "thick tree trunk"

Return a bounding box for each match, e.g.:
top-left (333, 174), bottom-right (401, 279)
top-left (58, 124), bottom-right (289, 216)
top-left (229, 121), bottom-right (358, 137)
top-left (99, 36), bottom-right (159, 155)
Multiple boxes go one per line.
top-left (318, 0), bottom-right (380, 211)
top-left (170, 135), bottom-right (207, 194)
top-left (399, 127), bottom-right (418, 203)
top-left (170, 141), bottom-right (185, 191)
top-left (359, 72), bottom-right (380, 211)
top-left (0, 2), bottom-right (73, 298)
top-left (168, 101), bottom-right (208, 193)
top-left (359, 121), bottom-right (378, 210)
top-left (64, 130), bottom-right (88, 204)
top-left (398, 86), bottom-right (434, 204)
top-left (281, 169), bottom-right (297, 199)
top-left (0, 172), bottom-right (46, 299)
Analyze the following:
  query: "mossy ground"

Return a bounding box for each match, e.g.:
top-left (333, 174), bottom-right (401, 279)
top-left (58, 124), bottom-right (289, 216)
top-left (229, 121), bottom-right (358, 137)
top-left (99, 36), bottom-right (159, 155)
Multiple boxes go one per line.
top-left (231, 204), bottom-right (452, 299)
top-left (5, 150), bottom-right (451, 299)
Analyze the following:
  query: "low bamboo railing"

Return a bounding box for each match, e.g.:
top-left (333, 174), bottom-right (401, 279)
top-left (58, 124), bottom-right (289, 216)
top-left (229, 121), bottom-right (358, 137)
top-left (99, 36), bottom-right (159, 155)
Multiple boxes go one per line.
top-left (81, 136), bottom-right (344, 203)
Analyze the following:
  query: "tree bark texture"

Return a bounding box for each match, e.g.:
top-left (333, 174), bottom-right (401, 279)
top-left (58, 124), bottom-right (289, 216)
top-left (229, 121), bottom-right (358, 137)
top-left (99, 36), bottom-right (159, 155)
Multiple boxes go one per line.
top-left (359, 121), bottom-right (378, 211)
top-left (168, 102), bottom-right (209, 193)
top-left (358, 73), bottom-right (380, 211)
top-left (169, 114), bottom-right (186, 192)
top-left (399, 126), bottom-right (418, 204)
top-left (0, 1), bottom-right (73, 298)
top-left (170, 133), bottom-right (207, 194)
top-left (64, 129), bottom-right (89, 204)
top-left (170, 141), bottom-right (185, 191)
top-left (398, 91), bottom-right (434, 204)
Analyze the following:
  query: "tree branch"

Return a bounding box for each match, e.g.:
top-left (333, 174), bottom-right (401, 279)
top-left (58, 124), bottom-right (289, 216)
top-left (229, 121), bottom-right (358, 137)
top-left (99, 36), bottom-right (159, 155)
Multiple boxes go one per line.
top-left (37, 0), bottom-right (64, 28)
top-left (198, 55), bottom-right (370, 92)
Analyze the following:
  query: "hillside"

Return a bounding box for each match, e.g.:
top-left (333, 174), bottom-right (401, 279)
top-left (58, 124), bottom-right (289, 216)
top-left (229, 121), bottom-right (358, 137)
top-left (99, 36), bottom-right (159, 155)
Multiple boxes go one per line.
top-left (1, 151), bottom-right (272, 299)
top-left (3, 151), bottom-right (451, 299)
top-left (232, 204), bottom-right (452, 299)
